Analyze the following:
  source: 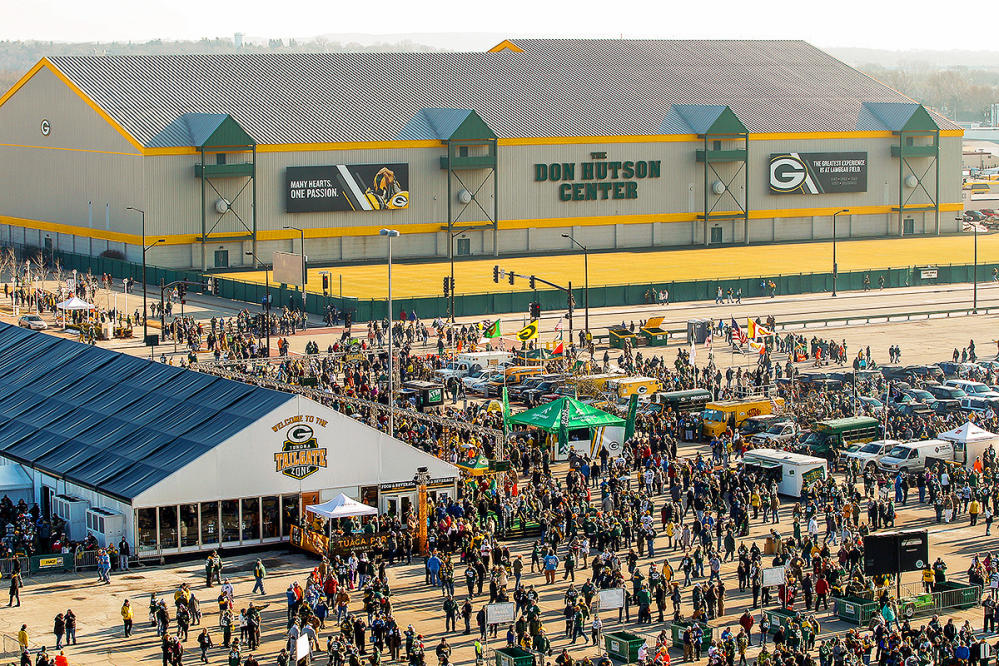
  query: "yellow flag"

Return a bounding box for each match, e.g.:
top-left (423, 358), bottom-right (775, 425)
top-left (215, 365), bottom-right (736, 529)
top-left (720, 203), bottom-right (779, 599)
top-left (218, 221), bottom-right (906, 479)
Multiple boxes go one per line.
top-left (516, 320), bottom-right (539, 341)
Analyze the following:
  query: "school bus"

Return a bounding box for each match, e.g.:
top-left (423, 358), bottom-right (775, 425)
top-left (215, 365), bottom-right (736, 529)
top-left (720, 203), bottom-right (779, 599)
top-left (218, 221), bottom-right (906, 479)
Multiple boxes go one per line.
top-left (701, 396), bottom-right (785, 438)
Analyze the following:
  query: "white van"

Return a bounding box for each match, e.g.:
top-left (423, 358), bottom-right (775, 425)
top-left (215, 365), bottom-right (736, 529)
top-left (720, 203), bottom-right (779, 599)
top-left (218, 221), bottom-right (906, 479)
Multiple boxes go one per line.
top-left (877, 439), bottom-right (953, 474)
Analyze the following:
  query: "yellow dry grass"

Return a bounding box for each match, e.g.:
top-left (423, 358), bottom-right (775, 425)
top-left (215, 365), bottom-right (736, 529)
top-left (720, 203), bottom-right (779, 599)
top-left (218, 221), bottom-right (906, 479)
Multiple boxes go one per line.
top-left (217, 234), bottom-right (999, 299)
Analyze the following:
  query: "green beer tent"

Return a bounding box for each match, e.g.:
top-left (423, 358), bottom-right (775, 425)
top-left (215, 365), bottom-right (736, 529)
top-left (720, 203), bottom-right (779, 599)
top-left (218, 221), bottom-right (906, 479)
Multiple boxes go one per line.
top-left (508, 397), bottom-right (624, 459)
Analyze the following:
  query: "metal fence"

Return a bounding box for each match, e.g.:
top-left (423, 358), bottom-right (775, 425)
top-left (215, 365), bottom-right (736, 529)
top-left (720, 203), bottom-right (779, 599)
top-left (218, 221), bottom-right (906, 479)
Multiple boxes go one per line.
top-left (73, 549), bottom-right (99, 571)
top-left (0, 634), bottom-right (25, 664)
top-left (0, 558), bottom-right (27, 578)
top-left (28, 246), bottom-right (999, 324)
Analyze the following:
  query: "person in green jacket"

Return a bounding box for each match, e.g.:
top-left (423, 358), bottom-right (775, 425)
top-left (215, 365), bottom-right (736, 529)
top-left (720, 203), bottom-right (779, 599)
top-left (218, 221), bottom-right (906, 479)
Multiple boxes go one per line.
top-left (533, 629), bottom-right (550, 655)
top-left (252, 559), bottom-right (266, 595)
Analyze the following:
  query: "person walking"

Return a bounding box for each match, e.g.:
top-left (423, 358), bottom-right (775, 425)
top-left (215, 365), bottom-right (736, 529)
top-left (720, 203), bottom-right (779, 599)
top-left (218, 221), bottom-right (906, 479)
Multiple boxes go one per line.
top-left (8, 569), bottom-right (21, 607)
top-left (197, 628), bottom-right (213, 663)
top-left (53, 614), bottom-right (65, 650)
top-left (17, 624), bottom-right (28, 651)
top-left (252, 559), bottom-right (266, 595)
top-left (121, 600), bottom-right (134, 638)
top-left (119, 538), bottom-right (131, 571)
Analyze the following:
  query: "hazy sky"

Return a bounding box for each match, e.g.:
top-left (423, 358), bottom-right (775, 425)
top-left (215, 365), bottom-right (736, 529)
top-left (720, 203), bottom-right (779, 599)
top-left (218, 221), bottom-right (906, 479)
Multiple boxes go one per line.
top-left (0, 0), bottom-right (971, 51)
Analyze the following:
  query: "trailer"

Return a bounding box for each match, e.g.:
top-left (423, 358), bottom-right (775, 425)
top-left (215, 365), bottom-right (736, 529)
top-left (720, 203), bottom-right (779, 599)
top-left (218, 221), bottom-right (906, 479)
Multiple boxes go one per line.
top-left (743, 449), bottom-right (827, 498)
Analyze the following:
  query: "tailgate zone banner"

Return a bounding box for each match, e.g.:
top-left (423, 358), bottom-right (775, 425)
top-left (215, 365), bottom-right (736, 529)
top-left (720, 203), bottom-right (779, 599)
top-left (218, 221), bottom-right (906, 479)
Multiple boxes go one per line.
top-left (769, 152), bottom-right (867, 195)
top-left (286, 163), bottom-right (410, 212)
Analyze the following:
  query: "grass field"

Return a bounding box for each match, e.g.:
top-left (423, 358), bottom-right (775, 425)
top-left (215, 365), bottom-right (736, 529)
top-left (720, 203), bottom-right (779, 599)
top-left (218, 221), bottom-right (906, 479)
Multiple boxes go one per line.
top-left (216, 234), bottom-right (999, 299)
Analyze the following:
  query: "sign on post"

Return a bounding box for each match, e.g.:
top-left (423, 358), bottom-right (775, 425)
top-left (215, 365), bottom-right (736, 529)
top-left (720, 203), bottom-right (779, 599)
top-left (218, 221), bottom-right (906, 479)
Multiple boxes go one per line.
top-left (762, 566), bottom-right (786, 587)
top-left (597, 587), bottom-right (625, 611)
top-left (486, 602), bottom-right (516, 625)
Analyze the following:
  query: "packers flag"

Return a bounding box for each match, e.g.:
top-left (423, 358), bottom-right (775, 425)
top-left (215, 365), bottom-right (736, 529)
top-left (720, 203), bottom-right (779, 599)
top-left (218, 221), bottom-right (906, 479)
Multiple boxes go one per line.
top-left (483, 319), bottom-right (501, 338)
top-left (516, 320), bottom-right (540, 341)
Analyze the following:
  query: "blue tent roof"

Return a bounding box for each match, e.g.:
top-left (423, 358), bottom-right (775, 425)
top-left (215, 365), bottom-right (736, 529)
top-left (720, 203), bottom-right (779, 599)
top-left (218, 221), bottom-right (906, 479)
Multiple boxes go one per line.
top-left (0, 323), bottom-right (293, 502)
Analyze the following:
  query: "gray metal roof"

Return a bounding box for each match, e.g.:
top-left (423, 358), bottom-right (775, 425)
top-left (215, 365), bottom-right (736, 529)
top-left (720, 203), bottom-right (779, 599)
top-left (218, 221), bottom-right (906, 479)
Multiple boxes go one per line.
top-left (0, 323), bottom-right (293, 502)
top-left (45, 40), bottom-right (957, 147)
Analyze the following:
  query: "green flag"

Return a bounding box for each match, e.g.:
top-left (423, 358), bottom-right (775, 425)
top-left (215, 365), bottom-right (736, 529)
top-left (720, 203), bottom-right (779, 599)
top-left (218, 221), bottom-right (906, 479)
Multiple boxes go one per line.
top-left (624, 394), bottom-right (639, 443)
top-left (558, 396), bottom-right (570, 458)
top-left (502, 386), bottom-right (511, 430)
top-left (483, 319), bottom-right (501, 338)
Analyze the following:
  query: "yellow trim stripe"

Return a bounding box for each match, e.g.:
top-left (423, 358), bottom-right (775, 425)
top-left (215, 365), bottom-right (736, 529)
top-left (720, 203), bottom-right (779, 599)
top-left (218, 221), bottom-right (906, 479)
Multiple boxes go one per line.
top-left (487, 39), bottom-right (524, 53)
top-left (0, 143), bottom-right (142, 157)
top-left (1, 204), bottom-right (965, 246)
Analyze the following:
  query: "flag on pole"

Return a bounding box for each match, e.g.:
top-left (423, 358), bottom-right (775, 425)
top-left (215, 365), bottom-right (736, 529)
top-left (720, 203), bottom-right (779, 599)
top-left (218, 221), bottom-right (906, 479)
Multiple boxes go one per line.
top-left (689, 341), bottom-right (697, 366)
top-left (553, 340), bottom-right (564, 355)
top-left (732, 318), bottom-right (748, 345)
top-left (554, 318), bottom-right (563, 333)
top-left (705, 332), bottom-right (713, 348)
top-left (482, 319), bottom-right (501, 338)
top-left (502, 386), bottom-right (511, 431)
top-left (624, 394), bottom-right (639, 443)
top-left (516, 320), bottom-right (540, 341)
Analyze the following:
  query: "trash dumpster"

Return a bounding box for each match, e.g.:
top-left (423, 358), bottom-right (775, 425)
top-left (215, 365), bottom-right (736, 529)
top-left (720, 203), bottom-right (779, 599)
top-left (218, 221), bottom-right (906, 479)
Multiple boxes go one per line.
top-left (669, 621), bottom-right (713, 649)
top-left (495, 646), bottom-right (534, 666)
top-left (605, 631), bottom-right (646, 662)
top-left (640, 316), bottom-right (669, 347)
top-left (834, 595), bottom-right (877, 625)
top-left (609, 327), bottom-right (639, 350)
top-left (763, 607), bottom-right (798, 634)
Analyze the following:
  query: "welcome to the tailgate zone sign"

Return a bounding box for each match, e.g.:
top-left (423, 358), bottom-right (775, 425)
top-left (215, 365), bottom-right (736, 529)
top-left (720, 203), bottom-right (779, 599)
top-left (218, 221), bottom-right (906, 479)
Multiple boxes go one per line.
top-left (769, 152), bottom-right (868, 195)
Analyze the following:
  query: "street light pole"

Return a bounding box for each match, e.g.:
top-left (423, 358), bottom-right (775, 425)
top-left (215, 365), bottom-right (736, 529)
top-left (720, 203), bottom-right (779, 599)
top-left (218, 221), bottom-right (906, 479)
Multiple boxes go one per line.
top-left (561, 234), bottom-right (590, 341)
top-left (125, 206), bottom-right (150, 341)
top-left (245, 251), bottom-right (271, 356)
top-left (831, 209), bottom-right (849, 297)
top-left (380, 229), bottom-right (400, 436)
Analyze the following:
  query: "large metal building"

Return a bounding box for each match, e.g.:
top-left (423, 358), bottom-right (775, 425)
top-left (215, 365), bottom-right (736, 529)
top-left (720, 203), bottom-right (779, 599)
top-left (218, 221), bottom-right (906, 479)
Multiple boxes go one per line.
top-left (0, 39), bottom-right (963, 270)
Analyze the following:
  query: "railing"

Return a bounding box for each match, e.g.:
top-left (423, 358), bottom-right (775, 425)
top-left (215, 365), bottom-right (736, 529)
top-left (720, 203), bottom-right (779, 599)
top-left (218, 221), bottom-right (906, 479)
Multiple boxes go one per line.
top-left (73, 549), bottom-right (99, 571)
top-left (0, 557), bottom-right (27, 578)
top-left (14, 245), bottom-right (999, 324)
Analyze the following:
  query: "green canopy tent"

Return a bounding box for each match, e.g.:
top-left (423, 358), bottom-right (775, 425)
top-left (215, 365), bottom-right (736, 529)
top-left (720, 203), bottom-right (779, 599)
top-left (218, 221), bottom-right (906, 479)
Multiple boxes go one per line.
top-left (508, 397), bottom-right (625, 461)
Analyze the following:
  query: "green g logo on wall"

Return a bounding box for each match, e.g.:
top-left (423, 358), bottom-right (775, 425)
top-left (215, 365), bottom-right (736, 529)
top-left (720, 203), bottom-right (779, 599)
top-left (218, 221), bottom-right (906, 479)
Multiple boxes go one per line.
top-left (274, 424), bottom-right (328, 480)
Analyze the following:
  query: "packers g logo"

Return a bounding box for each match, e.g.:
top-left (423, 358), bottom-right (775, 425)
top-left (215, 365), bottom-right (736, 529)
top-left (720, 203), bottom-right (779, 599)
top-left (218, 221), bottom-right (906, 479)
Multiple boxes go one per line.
top-left (770, 155), bottom-right (807, 192)
top-left (517, 322), bottom-right (538, 341)
top-left (274, 424), bottom-right (328, 479)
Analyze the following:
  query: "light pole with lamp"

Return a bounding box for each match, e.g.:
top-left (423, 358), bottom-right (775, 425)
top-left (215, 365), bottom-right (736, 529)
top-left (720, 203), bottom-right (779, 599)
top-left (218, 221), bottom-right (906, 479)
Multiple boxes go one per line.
top-left (974, 218), bottom-right (979, 314)
top-left (561, 233), bottom-right (590, 341)
top-left (448, 230), bottom-right (467, 323)
top-left (380, 228), bottom-right (400, 436)
top-left (244, 251), bottom-right (272, 356)
top-left (125, 207), bottom-right (165, 344)
top-left (831, 209), bottom-right (849, 297)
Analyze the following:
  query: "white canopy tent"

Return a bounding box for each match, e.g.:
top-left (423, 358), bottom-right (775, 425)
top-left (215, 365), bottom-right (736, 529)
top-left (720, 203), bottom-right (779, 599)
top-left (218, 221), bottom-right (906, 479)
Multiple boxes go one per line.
top-left (56, 296), bottom-right (94, 328)
top-left (939, 422), bottom-right (996, 443)
top-left (0, 464), bottom-right (33, 503)
top-left (306, 493), bottom-right (378, 519)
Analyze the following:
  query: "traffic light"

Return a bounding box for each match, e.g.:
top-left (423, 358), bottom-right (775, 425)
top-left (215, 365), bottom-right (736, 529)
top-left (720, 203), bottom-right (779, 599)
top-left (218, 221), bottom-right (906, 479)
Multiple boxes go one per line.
top-left (322, 274), bottom-right (329, 292)
top-left (178, 283), bottom-right (186, 304)
top-left (529, 275), bottom-right (536, 290)
top-left (493, 265), bottom-right (499, 283)
top-left (443, 277), bottom-right (450, 296)
top-left (530, 302), bottom-right (541, 318)
top-left (508, 271), bottom-right (515, 285)
top-left (449, 276), bottom-right (455, 292)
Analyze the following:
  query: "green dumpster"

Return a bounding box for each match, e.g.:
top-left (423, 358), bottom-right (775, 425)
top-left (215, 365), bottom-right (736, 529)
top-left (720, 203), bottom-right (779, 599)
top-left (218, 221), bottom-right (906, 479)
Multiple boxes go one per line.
top-left (934, 582), bottom-right (981, 610)
top-left (763, 607), bottom-right (798, 634)
top-left (835, 595), bottom-right (877, 625)
top-left (669, 621), bottom-right (713, 649)
top-left (495, 646), bottom-right (534, 666)
top-left (640, 317), bottom-right (669, 347)
top-left (609, 328), bottom-right (639, 350)
top-left (605, 631), bottom-right (646, 663)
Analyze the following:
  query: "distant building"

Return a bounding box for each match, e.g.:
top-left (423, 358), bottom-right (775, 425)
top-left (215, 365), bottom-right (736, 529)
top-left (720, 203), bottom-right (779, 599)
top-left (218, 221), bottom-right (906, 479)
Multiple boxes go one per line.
top-left (0, 39), bottom-right (964, 269)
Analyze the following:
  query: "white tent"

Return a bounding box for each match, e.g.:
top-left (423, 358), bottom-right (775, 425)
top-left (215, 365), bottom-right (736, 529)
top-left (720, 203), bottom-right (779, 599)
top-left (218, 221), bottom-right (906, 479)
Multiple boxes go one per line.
top-left (306, 493), bottom-right (378, 519)
top-left (56, 296), bottom-right (94, 329)
top-left (939, 422), bottom-right (996, 443)
top-left (56, 296), bottom-right (93, 310)
top-left (0, 464), bottom-right (33, 503)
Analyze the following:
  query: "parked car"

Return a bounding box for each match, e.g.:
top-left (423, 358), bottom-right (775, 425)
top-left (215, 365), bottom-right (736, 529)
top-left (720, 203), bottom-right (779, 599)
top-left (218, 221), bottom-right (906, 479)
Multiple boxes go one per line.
top-left (927, 399), bottom-right (962, 415)
top-left (17, 314), bottom-right (47, 330)
top-left (750, 421), bottom-right (800, 446)
top-left (845, 440), bottom-right (900, 471)
top-left (857, 396), bottom-right (884, 414)
top-left (924, 384), bottom-right (967, 402)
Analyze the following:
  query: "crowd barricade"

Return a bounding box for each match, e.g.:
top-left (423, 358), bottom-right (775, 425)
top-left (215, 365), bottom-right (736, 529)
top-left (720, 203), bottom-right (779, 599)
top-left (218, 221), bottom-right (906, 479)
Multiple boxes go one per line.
top-left (73, 549), bottom-right (100, 571)
top-left (0, 557), bottom-right (27, 578)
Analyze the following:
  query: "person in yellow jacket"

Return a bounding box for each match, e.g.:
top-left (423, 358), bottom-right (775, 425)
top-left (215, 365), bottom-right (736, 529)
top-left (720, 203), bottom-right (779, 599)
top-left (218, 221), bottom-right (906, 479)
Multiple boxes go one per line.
top-left (17, 624), bottom-right (27, 650)
top-left (971, 498), bottom-right (982, 526)
top-left (661, 560), bottom-right (673, 583)
top-left (921, 566), bottom-right (935, 593)
top-left (121, 599), bottom-right (134, 637)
